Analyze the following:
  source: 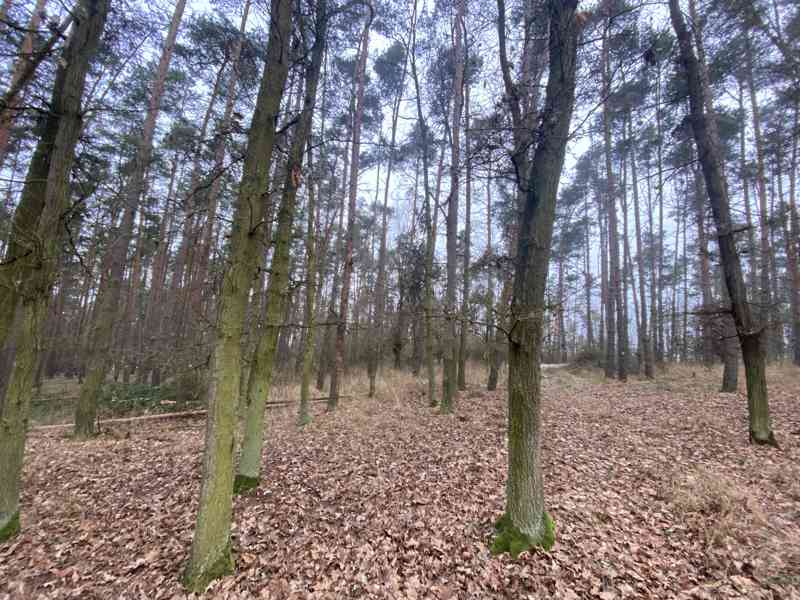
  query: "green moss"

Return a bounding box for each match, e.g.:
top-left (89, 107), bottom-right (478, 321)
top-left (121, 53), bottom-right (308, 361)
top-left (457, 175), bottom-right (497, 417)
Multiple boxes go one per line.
top-left (0, 512), bottom-right (20, 543)
top-left (181, 542), bottom-right (234, 593)
top-left (541, 511), bottom-right (556, 549)
top-left (491, 511), bottom-right (555, 557)
top-left (233, 474), bottom-right (259, 495)
top-left (297, 413), bottom-right (311, 427)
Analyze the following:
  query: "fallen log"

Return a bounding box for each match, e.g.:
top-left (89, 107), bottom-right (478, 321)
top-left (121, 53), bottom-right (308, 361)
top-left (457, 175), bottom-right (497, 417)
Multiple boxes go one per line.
top-left (30, 396), bottom-right (359, 431)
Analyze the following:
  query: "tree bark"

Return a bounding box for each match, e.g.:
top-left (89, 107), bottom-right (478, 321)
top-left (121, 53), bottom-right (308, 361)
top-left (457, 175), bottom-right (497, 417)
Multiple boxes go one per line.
top-left (299, 143), bottom-right (320, 426)
top-left (0, 0), bottom-right (48, 169)
top-left (367, 31), bottom-right (408, 397)
top-left (492, 0), bottom-right (579, 556)
top-left (0, 0), bottom-right (108, 542)
top-left (601, 19), bottom-right (626, 381)
top-left (410, 0), bottom-right (437, 407)
top-left (329, 8), bottom-right (373, 410)
top-left (668, 0), bottom-right (776, 447)
top-left (181, 0), bottom-right (294, 589)
top-left (486, 167), bottom-right (500, 390)
top-left (628, 117), bottom-right (653, 377)
top-left (235, 22), bottom-right (328, 490)
top-left (457, 79), bottom-right (472, 391)
top-left (75, 0), bottom-right (187, 437)
top-left (788, 103), bottom-right (800, 365)
top-left (441, 0), bottom-right (465, 412)
top-left (743, 30), bottom-right (774, 340)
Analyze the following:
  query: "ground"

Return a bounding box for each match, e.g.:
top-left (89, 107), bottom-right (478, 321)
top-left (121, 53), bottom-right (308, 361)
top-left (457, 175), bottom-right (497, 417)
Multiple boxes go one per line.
top-left (1, 366), bottom-right (799, 599)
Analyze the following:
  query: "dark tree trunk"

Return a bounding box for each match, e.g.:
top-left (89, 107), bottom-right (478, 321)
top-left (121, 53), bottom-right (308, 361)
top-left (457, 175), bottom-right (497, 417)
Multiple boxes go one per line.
top-left (492, 0), bottom-right (580, 556)
top-left (669, 0), bottom-right (776, 447)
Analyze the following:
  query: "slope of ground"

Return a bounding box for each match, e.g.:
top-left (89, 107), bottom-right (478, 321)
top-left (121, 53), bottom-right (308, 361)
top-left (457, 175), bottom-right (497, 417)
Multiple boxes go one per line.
top-left (1, 366), bottom-right (799, 599)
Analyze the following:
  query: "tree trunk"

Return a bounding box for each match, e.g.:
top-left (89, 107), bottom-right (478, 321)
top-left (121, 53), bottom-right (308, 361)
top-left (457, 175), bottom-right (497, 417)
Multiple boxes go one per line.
top-left (329, 9), bottom-right (373, 409)
top-left (457, 79), bottom-right (472, 391)
top-left (692, 159), bottom-right (715, 367)
top-left (181, 0), bottom-right (294, 590)
top-left (367, 31), bottom-right (408, 397)
top-left (788, 103), bottom-right (800, 365)
top-left (299, 145), bottom-right (320, 425)
top-left (75, 0), bottom-right (187, 437)
top-left (410, 0), bottom-right (437, 407)
top-left (628, 117), bottom-right (653, 377)
top-left (668, 0), bottom-right (776, 447)
top-left (487, 168), bottom-right (500, 390)
top-left (583, 191), bottom-right (594, 351)
top-left (0, 0), bottom-right (108, 542)
top-left (441, 0), bottom-right (465, 412)
top-left (0, 0), bottom-right (48, 169)
top-left (235, 26), bottom-right (327, 491)
top-left (601, 21), bottom-right (626, 381)
top-left (743, 31), bottom-right (774, 339)
top-left (493, 0), bottom-right (579, 556)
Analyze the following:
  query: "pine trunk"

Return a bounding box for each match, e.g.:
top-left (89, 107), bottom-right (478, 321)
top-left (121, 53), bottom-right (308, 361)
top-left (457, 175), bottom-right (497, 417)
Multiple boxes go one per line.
top-left (457, 81), bottom-right (472, 391)
top-left (628, 117), bottom-right (653, 377)
top-left (329, 11), bottom-right (372, 409)
top-left (75, 0), bottom-right (187, 436)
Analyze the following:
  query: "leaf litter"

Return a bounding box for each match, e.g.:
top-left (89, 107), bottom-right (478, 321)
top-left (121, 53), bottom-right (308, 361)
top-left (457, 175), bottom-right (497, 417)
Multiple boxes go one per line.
top-left (1, 366), bottom-right (798, 599)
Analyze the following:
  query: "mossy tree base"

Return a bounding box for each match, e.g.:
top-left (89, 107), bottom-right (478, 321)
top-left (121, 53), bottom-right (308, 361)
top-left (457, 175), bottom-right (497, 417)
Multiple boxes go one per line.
top-left (491, 512), bottom-right (555, 558)
top-left (233, 474), bottom-right (259, 495)
top-left (182, 542), bottom-right (234, 593)
top-left (0, 512), bottom-right (20, 543)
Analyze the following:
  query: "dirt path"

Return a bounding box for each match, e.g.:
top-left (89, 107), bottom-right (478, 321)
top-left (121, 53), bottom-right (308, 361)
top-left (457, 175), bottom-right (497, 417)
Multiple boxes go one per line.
top-left (1, 367), bottom-right (798, 599)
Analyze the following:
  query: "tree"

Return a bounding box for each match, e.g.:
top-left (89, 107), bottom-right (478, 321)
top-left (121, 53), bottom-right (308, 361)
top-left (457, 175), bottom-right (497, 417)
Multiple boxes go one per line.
top-left (0, 0), bottom-right (109, 542)
top-left (74, 0), bottom-right (187, 437)
top-left (235, 2), bottom-right (333, 492)
top-left (668, 0), bottom-right (777, 447)
top-left (329, 3), bottom-right (374, 410)
top-left (492, 0), bottom-right (580, 556)
top-left (441, 0), bottom-right (465, 413)
top-left (181, 0), bottom-right (295, 588)
top-left (367, 38), bottom-right (409, 397)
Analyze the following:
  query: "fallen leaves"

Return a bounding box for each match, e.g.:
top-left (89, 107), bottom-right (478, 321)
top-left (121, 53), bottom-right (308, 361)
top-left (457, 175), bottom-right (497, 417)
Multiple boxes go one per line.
top-left (0, 365), bottom-right (798, 599)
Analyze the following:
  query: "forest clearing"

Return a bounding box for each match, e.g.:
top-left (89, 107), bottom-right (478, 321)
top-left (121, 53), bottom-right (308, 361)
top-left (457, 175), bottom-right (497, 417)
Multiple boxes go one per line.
top-left (1, 365), bottom-right (799, 599)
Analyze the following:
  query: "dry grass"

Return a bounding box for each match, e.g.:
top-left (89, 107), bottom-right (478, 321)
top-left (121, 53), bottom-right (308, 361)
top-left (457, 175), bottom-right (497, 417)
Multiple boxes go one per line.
top-left (660, 466), bottom-right (768, 549)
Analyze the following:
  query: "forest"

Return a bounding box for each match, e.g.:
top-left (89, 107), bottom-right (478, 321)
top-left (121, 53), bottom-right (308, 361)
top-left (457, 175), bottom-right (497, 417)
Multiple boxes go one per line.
top-left (0, 0), bottom-right (799, 596)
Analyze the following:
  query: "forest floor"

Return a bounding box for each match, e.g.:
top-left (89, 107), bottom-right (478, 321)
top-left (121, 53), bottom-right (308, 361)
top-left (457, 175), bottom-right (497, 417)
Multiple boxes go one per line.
top-left (1, 364), bottom-right (799, 599)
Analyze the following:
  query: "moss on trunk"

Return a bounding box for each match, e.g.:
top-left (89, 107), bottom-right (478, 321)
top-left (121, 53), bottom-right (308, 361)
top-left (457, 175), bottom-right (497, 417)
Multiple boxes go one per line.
top-left (491, 511), bottom-right (555, 557)
top-left (0, 511), bottom-right (20, 543)
top-left (183, 0), bottom-right (294, 588)
top-left (236, 3), bottom-right (328, 489)
top-left (493, 0), bottom-right (579, 562)
top-left (182, 540), bottom-right (233, 593)
top-left (0, 0), bottom-right (108, 543)
top-left (232, 474), bottom-right (259, 495)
